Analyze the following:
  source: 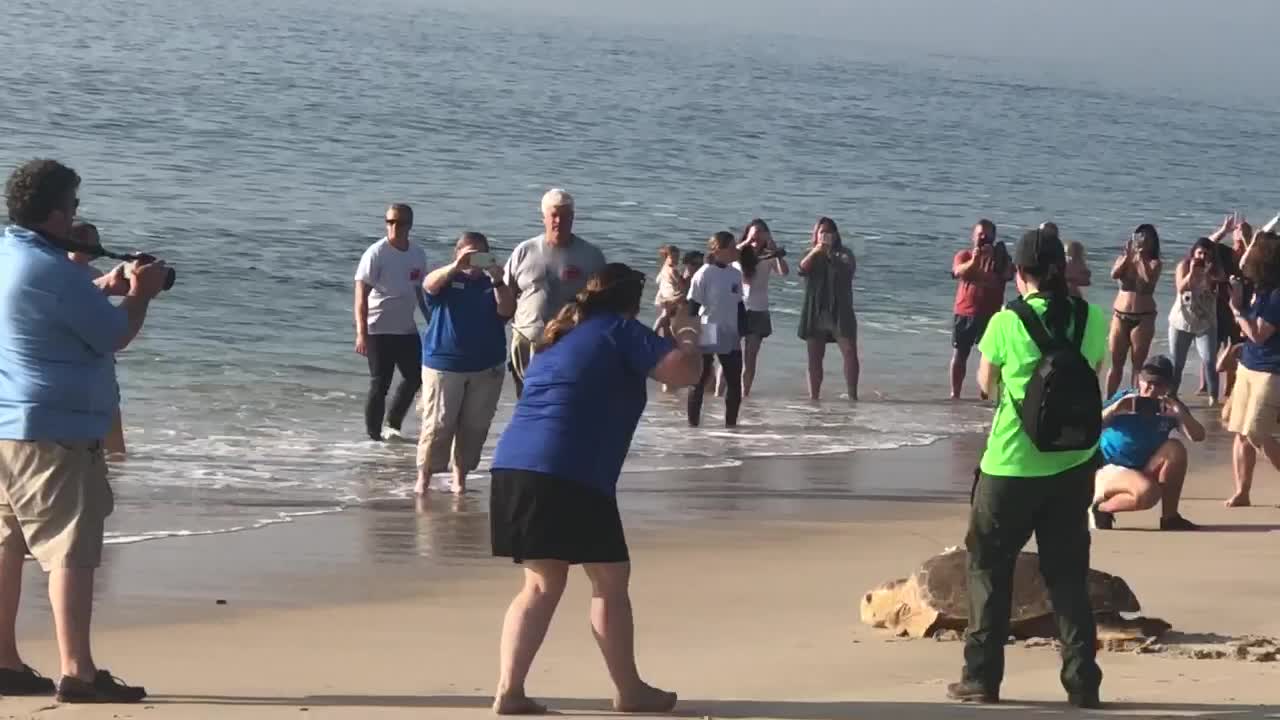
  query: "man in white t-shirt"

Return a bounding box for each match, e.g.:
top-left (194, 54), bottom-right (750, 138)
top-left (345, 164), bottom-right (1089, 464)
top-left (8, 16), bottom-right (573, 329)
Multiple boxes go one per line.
top-left (687, 231), bottom-right (744, 428)
top-left (502, 189), bottom-right (606, 397)
top-left (354, 203), bottom-right (429, 441)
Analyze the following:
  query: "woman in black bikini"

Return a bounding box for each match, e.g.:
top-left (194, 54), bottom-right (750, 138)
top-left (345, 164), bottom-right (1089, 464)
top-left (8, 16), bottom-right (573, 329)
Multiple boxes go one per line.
top-left (1106, 224), bottom-right (1163, 398)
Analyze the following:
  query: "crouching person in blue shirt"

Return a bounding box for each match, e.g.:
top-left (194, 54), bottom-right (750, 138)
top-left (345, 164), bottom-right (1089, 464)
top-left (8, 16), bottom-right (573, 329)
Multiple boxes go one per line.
top-left (1091, 356), bottom-right (1204, 531)
top-left (1, 160), bottom-right (168, 703)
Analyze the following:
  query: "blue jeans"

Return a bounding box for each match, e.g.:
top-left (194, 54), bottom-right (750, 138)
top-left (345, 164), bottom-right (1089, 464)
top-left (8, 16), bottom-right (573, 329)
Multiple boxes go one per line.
top-left (1168, 325), bottom-right (1218, 401)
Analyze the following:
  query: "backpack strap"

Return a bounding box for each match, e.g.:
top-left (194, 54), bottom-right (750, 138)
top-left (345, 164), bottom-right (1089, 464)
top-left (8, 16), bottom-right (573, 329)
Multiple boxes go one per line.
top-left (1007, 297), bottom-right (1054, 354)
top-left (1070, 296), bottom-right (1089, 348)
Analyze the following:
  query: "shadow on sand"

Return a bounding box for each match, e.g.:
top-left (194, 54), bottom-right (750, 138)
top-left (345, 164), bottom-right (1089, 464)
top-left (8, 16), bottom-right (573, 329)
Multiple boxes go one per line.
top-left (152, 694), bottom-right (1280, 719)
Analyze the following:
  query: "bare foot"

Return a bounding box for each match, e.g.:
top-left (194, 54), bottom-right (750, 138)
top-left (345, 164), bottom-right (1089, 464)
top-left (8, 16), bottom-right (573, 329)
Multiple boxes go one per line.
top-left (613, 684), bottom-right (678, 714)
top-left (450, 480), bottom-right (466, 494)
top-left (493, 692), bottom-right (547, 715)
top-left (414, 476), bottom-right (429, 495)
top-left (1225, 494), bottom-right (1252, 508)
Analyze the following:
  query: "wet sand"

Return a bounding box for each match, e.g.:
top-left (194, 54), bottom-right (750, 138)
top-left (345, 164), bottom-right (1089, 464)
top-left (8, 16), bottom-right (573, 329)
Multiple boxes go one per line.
top-left (8, 433), bottom-right (1280, 719)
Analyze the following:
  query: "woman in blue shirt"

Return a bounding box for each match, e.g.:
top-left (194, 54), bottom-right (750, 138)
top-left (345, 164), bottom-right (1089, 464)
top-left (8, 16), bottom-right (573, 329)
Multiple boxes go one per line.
top-left (1224, 230), bottom-right (1280, 507)
top-left (488, 263), bottom-right (701, 716)
top-left (415, 232), bottom-right (514, 495)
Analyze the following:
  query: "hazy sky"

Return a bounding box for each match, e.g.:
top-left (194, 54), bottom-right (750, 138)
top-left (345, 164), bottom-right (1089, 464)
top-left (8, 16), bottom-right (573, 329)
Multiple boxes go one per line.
top-left (426, 0), bottom-right (1280, 105)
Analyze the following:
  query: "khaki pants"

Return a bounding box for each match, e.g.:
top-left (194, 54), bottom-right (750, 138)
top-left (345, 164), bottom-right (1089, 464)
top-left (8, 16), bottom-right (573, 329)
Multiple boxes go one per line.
top-left (417, 365), bottom-right (506, 475)
top-left (0, 440), bottom-right (113, 570)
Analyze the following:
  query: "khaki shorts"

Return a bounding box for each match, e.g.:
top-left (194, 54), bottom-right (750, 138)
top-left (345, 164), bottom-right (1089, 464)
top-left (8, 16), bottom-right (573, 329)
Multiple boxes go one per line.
top-left (417, 365), bottom-right (506, 475)
top-left (0, 440), bottom-right (113, 570)
top-left (1226, 366), bottom-right (1280, 440)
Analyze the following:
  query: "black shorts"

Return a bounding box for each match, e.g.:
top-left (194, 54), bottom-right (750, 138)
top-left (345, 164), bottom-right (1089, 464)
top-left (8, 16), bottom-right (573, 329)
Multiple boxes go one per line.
top-left (1218, 309), bottom-right (1242, 347)
top-left (490, 469), bottom-right (629, 564)
top-left (953, 314), bottom-right (991, 351)
top-left (742, 310), bottom-right (773, 339)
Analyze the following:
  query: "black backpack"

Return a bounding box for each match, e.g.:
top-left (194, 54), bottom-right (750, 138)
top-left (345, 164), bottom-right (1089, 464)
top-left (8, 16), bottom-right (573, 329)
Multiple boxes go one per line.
top-left (1006, 296), bottom-right (1102, 452)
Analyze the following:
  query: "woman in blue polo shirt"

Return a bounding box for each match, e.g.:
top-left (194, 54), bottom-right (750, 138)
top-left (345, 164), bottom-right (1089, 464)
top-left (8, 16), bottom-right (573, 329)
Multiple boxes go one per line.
top-left (1224, 230), bottom-right (1280, 507)
top-left (487, 263), bottom-right (702, 716)
top-left (414, 232), bottom-right (514, 495)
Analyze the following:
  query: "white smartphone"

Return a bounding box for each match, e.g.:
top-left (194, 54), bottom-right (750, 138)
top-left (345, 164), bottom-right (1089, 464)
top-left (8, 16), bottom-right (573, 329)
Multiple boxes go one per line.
top-left (469, 252), bottom-right (495, 268)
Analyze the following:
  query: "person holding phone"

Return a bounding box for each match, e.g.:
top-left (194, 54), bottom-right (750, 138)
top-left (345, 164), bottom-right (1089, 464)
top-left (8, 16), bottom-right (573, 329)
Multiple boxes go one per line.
top-left (1090, 356), bottom-right (1203, 531)
top-left (734, 219), bottom-right (789, 398)
top-left (1167, 238), bottom-right (1224, 404)
top-left (487, 264), bottom-right (701, 715)
top-left (1105, 225), bottom-right (1162, 398)
top-left (415, 232), bottom-right (515, 495)
top-left (1223, 229), bottom-right (1280, 508)
top-left (950, 219), bottom-right (1013, 399)
top-left (798, 217), bottom-right (859, 401)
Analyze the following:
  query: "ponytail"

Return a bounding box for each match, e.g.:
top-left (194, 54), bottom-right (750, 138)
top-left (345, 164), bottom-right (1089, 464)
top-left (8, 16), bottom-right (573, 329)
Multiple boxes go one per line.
top-left (1039, 264), bottom-right (1073, 341)
top-left (536, 263), bottom-right (646, 350)
top-left (739, 245), bottom-right (759, 280)
top-left (539, 300), bottom-right (586, 349)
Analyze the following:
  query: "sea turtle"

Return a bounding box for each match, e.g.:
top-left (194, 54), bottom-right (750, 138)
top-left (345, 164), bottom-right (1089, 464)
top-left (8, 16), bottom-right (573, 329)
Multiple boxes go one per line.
top-left (860, 548), bottom-right (1170, 642)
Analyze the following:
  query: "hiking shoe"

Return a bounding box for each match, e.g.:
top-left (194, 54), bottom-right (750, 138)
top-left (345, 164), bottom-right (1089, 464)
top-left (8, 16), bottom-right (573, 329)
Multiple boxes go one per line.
top-left (946, 681), bottom-right (998, 704)
top-left (0, 665), bottom-right (55, 695)
top-left (1089, 503), bottom-right (1115, 530)
top-left (1160, 514), bottom-right (1201, 531)
top-left (56, 670), bottom-right (147, 704)
top-left (1069, 691), bottom-right (1103, 709)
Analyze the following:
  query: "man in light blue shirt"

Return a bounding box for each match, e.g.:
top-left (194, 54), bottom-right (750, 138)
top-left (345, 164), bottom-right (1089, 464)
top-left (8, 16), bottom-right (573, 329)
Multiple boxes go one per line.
top-left (0, 159), bottom-right (168, 703)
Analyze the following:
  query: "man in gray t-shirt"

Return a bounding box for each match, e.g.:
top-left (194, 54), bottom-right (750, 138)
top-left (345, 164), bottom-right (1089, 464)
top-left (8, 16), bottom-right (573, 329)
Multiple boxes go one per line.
top-left (503, 188), bottom-right (606, 397)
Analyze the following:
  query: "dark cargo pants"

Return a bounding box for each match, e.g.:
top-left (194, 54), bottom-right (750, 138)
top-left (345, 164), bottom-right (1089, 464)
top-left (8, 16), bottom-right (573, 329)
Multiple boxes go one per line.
top-left (961, 458), bottom-right (1103, 699)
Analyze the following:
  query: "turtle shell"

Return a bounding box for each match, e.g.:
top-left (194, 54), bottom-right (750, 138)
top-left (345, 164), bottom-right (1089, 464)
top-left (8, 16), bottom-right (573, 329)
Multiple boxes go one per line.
top-left (914, 550), bottom-right (1140, 623)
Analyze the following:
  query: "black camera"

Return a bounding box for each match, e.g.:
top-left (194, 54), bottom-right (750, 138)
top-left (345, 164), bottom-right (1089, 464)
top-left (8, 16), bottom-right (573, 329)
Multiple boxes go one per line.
top-left (64, 223), bottom-right (176, 291)
top-left (121, 253), bottom-right (177, 291)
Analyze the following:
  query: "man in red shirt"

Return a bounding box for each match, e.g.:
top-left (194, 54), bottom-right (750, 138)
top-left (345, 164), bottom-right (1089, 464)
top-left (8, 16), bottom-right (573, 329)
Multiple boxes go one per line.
top-left (950, 219), bottom-right (1013, 399)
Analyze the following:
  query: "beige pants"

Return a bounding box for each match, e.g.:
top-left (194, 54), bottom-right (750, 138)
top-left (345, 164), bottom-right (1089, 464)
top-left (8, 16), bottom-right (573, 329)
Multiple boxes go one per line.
top-left (417, 365), bottom-right (506, 475)
top-left (0, 440), bottom-right (113, 570)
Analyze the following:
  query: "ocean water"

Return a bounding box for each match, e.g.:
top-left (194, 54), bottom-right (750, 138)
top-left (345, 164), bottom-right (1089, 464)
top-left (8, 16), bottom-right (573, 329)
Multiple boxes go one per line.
top-left (2, 0), bottom-right (1278, 545)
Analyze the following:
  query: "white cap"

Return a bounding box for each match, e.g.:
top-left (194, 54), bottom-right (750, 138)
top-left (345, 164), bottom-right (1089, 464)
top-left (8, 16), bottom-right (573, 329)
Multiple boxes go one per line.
top-left (541, 188), bottom-right (574, 215)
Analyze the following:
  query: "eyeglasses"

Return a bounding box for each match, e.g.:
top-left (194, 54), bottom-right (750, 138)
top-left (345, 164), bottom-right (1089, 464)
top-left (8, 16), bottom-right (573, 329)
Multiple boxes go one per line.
top-left (385, 218), bottom-right (402, 226)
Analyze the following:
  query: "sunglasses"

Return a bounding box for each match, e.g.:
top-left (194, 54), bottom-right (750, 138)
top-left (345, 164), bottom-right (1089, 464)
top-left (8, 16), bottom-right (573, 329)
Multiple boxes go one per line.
top-left (385, 218), bottom-right (404, 226)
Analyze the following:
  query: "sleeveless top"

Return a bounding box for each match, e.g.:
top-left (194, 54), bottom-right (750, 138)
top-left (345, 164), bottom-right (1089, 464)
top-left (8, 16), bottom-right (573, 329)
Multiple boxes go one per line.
top-left (1168, 270), bottom-right (1217, 335)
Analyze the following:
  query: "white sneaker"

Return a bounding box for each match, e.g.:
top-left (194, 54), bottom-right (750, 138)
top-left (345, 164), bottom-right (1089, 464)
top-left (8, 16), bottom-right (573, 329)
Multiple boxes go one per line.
top-left (382, 427), bottom-right (405, 442)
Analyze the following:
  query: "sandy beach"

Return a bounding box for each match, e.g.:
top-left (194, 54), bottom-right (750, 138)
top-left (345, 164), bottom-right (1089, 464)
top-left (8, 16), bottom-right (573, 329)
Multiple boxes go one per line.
top-left (5, 434), bottom-right (1280, 720)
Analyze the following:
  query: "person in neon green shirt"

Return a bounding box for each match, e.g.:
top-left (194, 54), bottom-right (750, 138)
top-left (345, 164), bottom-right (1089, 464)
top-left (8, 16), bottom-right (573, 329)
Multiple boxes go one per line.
top-left (948, 229), bottom-right (1109, 709)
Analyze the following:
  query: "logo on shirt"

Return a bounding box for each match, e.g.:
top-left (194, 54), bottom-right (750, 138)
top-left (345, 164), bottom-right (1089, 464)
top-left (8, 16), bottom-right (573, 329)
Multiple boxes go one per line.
top-left (732, 283), bottom-right (741, 295)
top-left (561, 266), bottom-right (583, 281)
top-left (410, 269), bottom-right (422, 281)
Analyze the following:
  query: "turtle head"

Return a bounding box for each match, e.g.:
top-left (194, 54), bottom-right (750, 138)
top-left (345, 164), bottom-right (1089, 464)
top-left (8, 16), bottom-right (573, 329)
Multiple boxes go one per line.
top-left (860, 578), bottom-right (909, 628)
